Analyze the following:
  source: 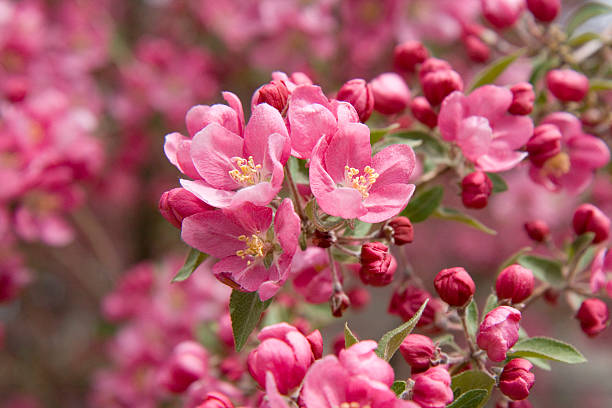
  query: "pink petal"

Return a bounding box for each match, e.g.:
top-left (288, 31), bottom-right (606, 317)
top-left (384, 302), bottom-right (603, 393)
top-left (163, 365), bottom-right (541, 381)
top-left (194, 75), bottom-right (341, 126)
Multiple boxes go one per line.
top-left (541, 112), bottom-right (582, 141)
top-left (274, 199), bottom-right (301, 256)
top-left (317, 188), bottom-right (366, 220)
top-left (491, 114), bottom-right (534, 149)
top-left (180, 179), bottom-right (236, 208)
top-left (214, 256), bottom-right (268, 292)
top-left (457, 116), bottom-right (492, 162)
top-left (309, 136), bottom-right (337, 197)
top-left (324, 123), bottom-right (371, 183)
top-left (300, 356), bottom-right (347, 408)
top-left (438, 91), bottom-right (466, 142)
top-left (181, 212), bottom-right (245, 258)
top-left (223, 91), bottom-right (245, 135)
top-left (244, 104), bottom-right (290, 166)
top-left (567, 134), bottom-right (610, 170)
top-left (465, 85), bottom-right (512, 122)
top-left (176, 139), bottom-right (200, 180)
top-left (476, 147), bottom-right (527, 172)
top-left (362, 184), bottom-right (415, 223)
top-left (164, 132), bottom-right (188, 169)
top-left (590, 248), bottom-right (607, 293)
top-left (371, 144), bottom-right (416, 186)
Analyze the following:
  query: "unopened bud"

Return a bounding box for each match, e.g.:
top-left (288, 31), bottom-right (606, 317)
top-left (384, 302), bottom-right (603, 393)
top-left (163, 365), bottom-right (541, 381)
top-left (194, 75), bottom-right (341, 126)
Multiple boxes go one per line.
top-left (410, 96), bottom-right (438, 128)
top-left (496, 264), bottom-right (535, 304)
top-left (196, 392), bottom-right (234, 408)
top-left (499, 358), bottom-right (535, 401)
top-left (509, 82), bottom-right (535, 115)
top-left (419, 58), bottom-right (453, 83)
top-left (434, 267), bottom-right (475, 307)
top-left (399, 334), bottom-right (437, 373)
top-left (464, 35), bottom-right (490, 63)
top-left (575, 298), bottom-right (609, 337)
top-left (524, 220), bottom-right (550, 242)
top-left (546, 69), bottom-right (589, 102)
top-left (421, 69), bottom-right (464, 106)
top-left (526, 124), bottom-right (562, 167)
top-left (572, 204), bottom-right (610, 244)
top-left (393, 40), bottom-right (429, 73)
top-left (336, 79), bottom-right (374, 122)
top-left (461, 171), bottom-right (493, 209)
top-left (253, 80), bottom-right (289, 112)
top-left (481, 0), bottom-right (526, 29)
top-left (527, 0), bottom-right (560, 22)
top-left (370, 73), bottom-right (411, 115)
top-left (388, 216), bottom-right (414, 245)
top-left (359, 242), bottom-right (397, 286)
top-left (331, 291), bottom-right (351, 317)
top-left (159, 188), bottom-right (212, 228)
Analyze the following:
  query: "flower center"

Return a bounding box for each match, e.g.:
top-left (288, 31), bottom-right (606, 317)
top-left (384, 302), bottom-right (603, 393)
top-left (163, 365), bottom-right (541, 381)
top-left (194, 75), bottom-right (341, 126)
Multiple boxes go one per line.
top-left (339, 403), bottom-right (372, 408)
top-left (236, 234), bottom-right (267, 264)
top-left (541, 152), bottom-right (570, 178)
top-left (229, 156), bottom-right (262, 186)
top-left (344, 165), bottom-right (379, 199)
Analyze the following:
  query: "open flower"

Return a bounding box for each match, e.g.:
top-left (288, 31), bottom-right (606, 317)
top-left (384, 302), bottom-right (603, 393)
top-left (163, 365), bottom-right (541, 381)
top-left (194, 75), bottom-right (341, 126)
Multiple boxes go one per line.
top-left (309, 122), bottom-right (416, 222)
top-left (438, 85), bottom-right (533, 172)
top-left (181, 199), bottom-right (300, 300)
top-left (181, 103), bottom-right (291, 209)
top-left (528, 112), bottom-right (610, 195)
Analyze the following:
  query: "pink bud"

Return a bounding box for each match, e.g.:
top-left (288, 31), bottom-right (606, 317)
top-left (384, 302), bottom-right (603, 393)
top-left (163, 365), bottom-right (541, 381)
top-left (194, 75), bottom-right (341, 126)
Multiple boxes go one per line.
top-left (419, 58), bottom-right (453, 83)
top-left (253, 80), bottom-right (289, 112)
top-left (388, 216), bottom-right (414, 245)
top-left (336, 78), bottom-right (374, 122)
top-left (410, 96), bottom-right (438, 128)
top-left (572, 204), bottom-right (610, 243)
top-left (161, 341), bottom-right (209, 393)
top-left (464, 35), bottom-right (490, 63)
top-left (159, 188), bottom-right (212, 228)
top-left (481, 0), bottom-right (526, 29)
top-left (546, 69), bottom-right (589, 102)
top-left (290, 71), bottom-right (313, 86)
top-left (394, 40), bottom-right (429, 73)
top-left (421, 69), bottom-right (464, 106)
top-left (399, 334), bottom-right (436, 373)
top-left (219, 356), bottom-right (245, 382)
top-left (370, 73), bottom-right (411, 115)
top-left (575, 298), bottom-right (609, 337)
top-left (247, 323), bottom-right (314, 394)
top-left (526, 124), bottom-right (562, 167)
top-left (524, 220), bottom-right (550, 242)
top-left (196, 392), bottom-right (234, 408)
top-left (508, 82), bottom-right (535, 115)
top-left (411, 366), bottom-right (454, 408)
top-left (389, 286), bottom-right (442, 326)
top-left (509, 400), bottom-right (534, 408)
top-left (434, 267), bottom-right (476, 307)
top-left (526, 0), bottom-right (560, 22)
top-left (3, 76), bottom-right (28, 103)
top-left (306, 329), bottom-right (323, 359)
top-left (331, 290), bottom-right (351, 317)
top-left (461, 171), bottom-right (493, 209)
top-left (496, 265), bottom-right (535, 304)
top-left (499, 358), bottom-right (535, 401)
top-left (347, 287), bottom-right (371, 309)
top-left (359, 242), bottom-right (397, 286)
top-left (477, 306), bottom-right (522, 362)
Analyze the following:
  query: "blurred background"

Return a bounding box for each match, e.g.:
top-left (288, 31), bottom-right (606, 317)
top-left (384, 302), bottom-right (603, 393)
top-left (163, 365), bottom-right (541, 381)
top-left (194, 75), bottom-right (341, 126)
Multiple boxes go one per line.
top-left (0, 0), bottom-right (611, 407)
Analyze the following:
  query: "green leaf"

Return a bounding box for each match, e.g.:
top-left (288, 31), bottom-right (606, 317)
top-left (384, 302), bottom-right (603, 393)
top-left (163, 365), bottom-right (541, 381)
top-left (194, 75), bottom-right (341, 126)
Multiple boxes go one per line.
top-left (394, 130), bottom-right (447, 154)
top-left (402, 186), bottom-right (444, 223)
top-left (525, 356), bottom-right (552, 371)
top-left (451, 370), bottom-right (495, 408)
top-left (391, 381), bottom-right (407, 397)
top-left (433, 207), bottom-right (497, 235)
top-left (509, 336), bottom-right (587, 364)
top-left (447, 389), bottom-right (489, 408)
top-left (172, 248), bottom-right (207, 282)
top-left (433, 333), bottom-right (456, 346)
top-left (370, 123), bottom-right (400, 144)
top-left (376, 300), bottom-right (429, 361)
top-left (229, 290), bottom-right (273, 351)
top-left (483, 294), bottom-right (498, 317)
top-left (470, 49), bottom-right (526, 91)
top-left (529, 54), bottom-right (559, 85)
top-left (465, 299), bottom-right (479, 342)
top-left (498, 247), bottom-right (533, 271)
top-left (486, 172), bottom-right (508, 193)
top-left (517, 255), bottom-right (564, 287)
top-left (344, 322), bottom-right (359, 348)
top-left (566, 2), bottom-right (612, 37)
top-left (589, 78), bottom-right (612, 91)
top-left (568, 232), bottom-right (595, 260)
top-left (576, 245), bottom-right (598, 275)
top-left (287, 156), bottom-right (309, 184)
top-left (568, 31), bottom-right (601, 46)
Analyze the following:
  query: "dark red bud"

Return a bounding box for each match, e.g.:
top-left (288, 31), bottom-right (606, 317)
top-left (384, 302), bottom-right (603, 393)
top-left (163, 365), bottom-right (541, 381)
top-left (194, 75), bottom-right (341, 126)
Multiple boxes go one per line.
top-left (254, 80), bottom-right (289, 112)
top-left (337, 78), bottom-right (374, 122)
top-left (575, 298), bottom-right (609, 337)
top-left (388, 216), bottom-right (414, 245)
top-left (572, 204), bottom-right (610, 244)
top-left (393, 40), bottom-right (429, 73)
top-left (410, 96), bottom-right (438, 128)
top-left (461, 171), bottom-right (493, 209)
top-left (359, 242), bottom-right (397, 286)
top-left (509, 82), bottom-right (535, 115)
top-left (434, 267), bottom-right (475, 307)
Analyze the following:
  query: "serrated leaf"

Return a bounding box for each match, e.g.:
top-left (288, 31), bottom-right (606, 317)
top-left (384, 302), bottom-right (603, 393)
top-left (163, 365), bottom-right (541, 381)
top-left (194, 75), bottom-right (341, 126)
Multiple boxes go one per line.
top-left (517, 255), bottom-right (564, 287)
top-left (486, 172), bottom-right (508, 193)
top-left (402, 186), bottom-right (444, 223)
top-left (568, 31), bottom-right (601, 46)
top-left (229, 290), bottom-right (273, 351)
top-left (566, 2), bottom-right (612, 37)
top-left (433, 207), bottom-right (497, 235)
top-left (344, 322), bottom-right (359, 348)
top-left (376, 300), bottom-right (429, 361)
top-left (589, 78), bottom-right (612, 91)
top-left (172, 248), bottom-right (207, 282)
top-left (483, 294), bottom-right (498, 317)
top-left (498, 247), bottom-right (533, 271)
top-left (465, 299), bottom-right (478, 342)
top-left (391, 381), bottom-right (407, 396)
top-left (446, 389), bottom-right (489, 408)
top-left (470, 49), bottom-right (526, 91)
top-left (509, 336), bottom-right (587, 364)
top-left (451, 370), bottom-right (495, 408)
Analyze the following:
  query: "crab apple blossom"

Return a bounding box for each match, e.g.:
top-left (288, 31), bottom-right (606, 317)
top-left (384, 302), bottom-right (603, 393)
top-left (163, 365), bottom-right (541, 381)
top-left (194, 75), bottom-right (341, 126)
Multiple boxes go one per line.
top-left (572, 204), bottom-right (610, 244)
top-left (394, 40), bottom-right (429, 73)
top-left (159, 341), bottom-right (209, 394)
top-left (528, 113), bottom-right (610, 194)
top-left (411, 366), bottom-right (454, 408)
top-left (360, 242), bottom-right (397, 286)
top-left (524, 220), bottom-right (550, 242)
top-left (575, 298), bottom-right (609, 337)
top-left (181, 199), bottom-right (300, 300)
top-left (159, 188), bottom-right (213, 229)
top-left (481, 0), bottom-right (525, 29)
top-left (461, 171), bottom-right (493, 209)
top-left (463, 35), bottom-right (490, 63)
top-left (496, 264), bottom-right (535, 304)
top-left (291, 247), bottom-right (345, 303)
top-left (526, 124), bottom-right (562, 167)
top-left (499, 358), bottom-right (535, 401)
top-left (389, 286), bottom-right (442, 327)
top-left (477, 306), bottom-right (521, 362)
top-left (248, 323), bottom-right (317, 395)
top-left (421, 68), bottom-right (464, 106)
top-left (370, 73), bottom-right (412, 114)
top-left (438, 85), bottom-right (534, 172)
top-left (508, 83), bottom-right (535, 115)
top-left (309, 121), bottom-right (416, 222)
top-left (336, 78), bottom-right (374, 122)
top-left (434, 267), bottom-right (475, 307)
top-left (252, 80), bottom-right (289, 113)
top-left (399, 334), bottom-right (437, 373)
top-left (196, 392), bottom-right (234, 408)
top-left (590, 248), bottom-right (612, 298)
top-left (546, 69), bottom-right (589, 102)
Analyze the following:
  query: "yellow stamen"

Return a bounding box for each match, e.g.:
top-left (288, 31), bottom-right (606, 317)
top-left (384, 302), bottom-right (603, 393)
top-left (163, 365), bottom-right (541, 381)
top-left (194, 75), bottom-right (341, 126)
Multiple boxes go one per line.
top-left (339, 403), bottom-right (372, 408)
top-left (235, 234), bottom-right (266, 264)
top-left (344, 165), bottom-right (379, 199)
top-left (541, 152), bottom-right (571, 178)
top-left (228, 156), bottom-right (262, 186)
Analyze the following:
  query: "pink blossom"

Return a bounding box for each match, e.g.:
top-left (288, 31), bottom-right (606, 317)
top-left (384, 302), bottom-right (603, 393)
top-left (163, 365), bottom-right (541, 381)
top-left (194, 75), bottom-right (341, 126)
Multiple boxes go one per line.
top-left (180, 102), bottom-right (291, 209)
top-left (477, 306), bottom-right (522, 362)
top-left (299, 341), bottom-right (409, 408)
top-left (411, 366), bottom-right (454, 408)
top-left (309, 122), bottom-right (416, 222)
top-left (181, 199), bottom-right (300, 300)
top-left (159, 341), bottom-right (209, 394)
top-left (291, 247), bottom-right (343, 304)
top-left (590, 248), bottom-right (612, 298)
top-left (438, 85), bottom-right (534, 172)
top-left (528, 112), bottom-right (610, 194)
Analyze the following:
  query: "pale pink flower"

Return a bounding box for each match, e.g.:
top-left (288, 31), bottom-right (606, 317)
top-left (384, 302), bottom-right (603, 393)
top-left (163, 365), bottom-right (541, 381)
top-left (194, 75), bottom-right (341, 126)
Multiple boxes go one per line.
top-left (309, 122), bottom-right (416, 222)
top-left (411, 366), bottom-right (454, 408)
top-left (181, 199), bottom-right (300, 300)
top-left (438, 85), bottom-right (534, 172)
top-left (528, 112), bottom-right (610, 195)
top-left (590, 248), bottom-right (612, 298)
top-left (291, 247), bottom-right (343, 304)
